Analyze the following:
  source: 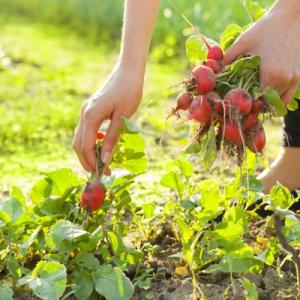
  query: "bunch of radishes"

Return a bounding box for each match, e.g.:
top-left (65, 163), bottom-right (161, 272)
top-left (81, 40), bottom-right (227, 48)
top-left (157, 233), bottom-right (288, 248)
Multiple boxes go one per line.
top-left (171, 35), bottom-right (268, 165)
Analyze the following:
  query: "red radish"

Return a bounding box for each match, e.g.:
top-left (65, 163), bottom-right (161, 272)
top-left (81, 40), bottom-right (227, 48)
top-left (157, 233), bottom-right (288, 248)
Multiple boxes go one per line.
top-left (175, 92), bottom-right (193, 111)
top-left (223, 121), bottom-right (243, 145)
top-left (203, 59), bottom-right (223, 73)
top-left (189, 96), bottom-right (212, 123)
top-left (191, 66), bottom-right (216, 94)
top-left (204, 91), bottom-right (223, 115)
top-left (224, 88), bottom-right (253, 115)
top-left (251, 99), bottom-right (266, 115)
top-left (200, 34), bottom-right (224, 61)
top-left (81, 179), bottom-right (106, 212)
top-left (247, 125), bottom-right (266, 153)
top-left (243, 114), bottom-right (258, 130)
top-left (96, 131), bottom-right (106, 140)
top-left (207, 45), bottom-right (224, 61)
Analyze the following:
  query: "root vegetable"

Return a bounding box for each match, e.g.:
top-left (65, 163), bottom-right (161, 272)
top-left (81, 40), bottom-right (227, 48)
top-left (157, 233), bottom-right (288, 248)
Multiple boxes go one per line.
top-left (224, 88), bottom-right (253, 115)
top-left (189, 95), bottom-right (212, 123)
top-left (192, 66), bottom-right (216, 95)
top-left (203, 59), bottom-right (223, 73)
top-left (81, 179), bottom-right (106, 212)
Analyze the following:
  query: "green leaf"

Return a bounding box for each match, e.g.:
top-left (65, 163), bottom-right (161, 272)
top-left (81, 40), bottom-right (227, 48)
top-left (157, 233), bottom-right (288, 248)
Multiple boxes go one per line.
top-left (75, 252), bottom-right (100, 271)
top-left (243, 277), bottom-right (259, 300)
top-left (72, 270), bottom-right (94, 300)
top-left (119, 157), bottom-right (147, 174)
top-left (141, 203), bottom-right (156, 219)
top-left (93, 265), bottom-right (134, 300)
top-left (0, 197), bottom-right (24, 223)
top-left (78, 226), bottom-right (103, 251)
top-left (160, 172), bottom-right (185, 197)
top-left (122, 133), bottom-right (145, 152)
top-left (287, 99), bottom-right (299, 111)
top-left (284, 215), bottom-right (300, 242)
top-left (46, 168), bottom-right (82, 196)
top-left (29, 178), bottom-right (51, 204)
top-left (214, 222), bottom-right (244, 245)
top-left (243, 0), bottom-right (266, 22)
top-left (10, 186), bottom-right (26, 207)
top-left (0, 210), bottom-right (11, 228)
top-left (256, 237), bottom-right (276, 266)
top-left (174, 159), bottom-right (193, 178)
top-left (17, 261), bottom-right (66, 300)
top-left (269, 184), bottom-right (293, 210)
top-left (184, 141), bottom-right (201, 154)
top-left (200, 127), bottom-right (217, 170)
top-left (46, 220), bottom-right (89, 251)
top-left (264, 87), bottom-right (287, 117)
top-left (176, 218), bottom-right (194, 245)
top-left (220, 24), bottom-right (242, 50)
top-left (207, 255), bottom-right (259, 273)
top-left (294, 85), bottom-right (300, 99)
top-left (230, 55), bottom-right (260, 73)
top-left (119, 248), bottom-right (143, 265)
top-left (198, 179), bottom-right (223, 219)
top-left (0, 284), bottom-right (13, 300)
top-left (186, 35), bottom-right (217, 65)
top-left (7, 259), bottom-right (22, 280)
top-left (108, 231), bottom-right (123, 255)
top-left (223, 207), bottom-right (248, 232)
top-left (123, 118), bottom-right (140, 133)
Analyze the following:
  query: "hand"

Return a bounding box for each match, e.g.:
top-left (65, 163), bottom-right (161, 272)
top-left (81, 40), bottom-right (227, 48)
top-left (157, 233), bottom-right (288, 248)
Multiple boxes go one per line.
top-left (73, 65), bottom-right (144, 172)
top-left (223, 1), bottom-right (300, 103)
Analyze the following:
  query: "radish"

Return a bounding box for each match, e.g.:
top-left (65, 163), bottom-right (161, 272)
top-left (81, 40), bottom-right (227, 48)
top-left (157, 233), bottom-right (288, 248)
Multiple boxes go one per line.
top-left (200, 34), bottom-right (224, 61)
top-left (223, 121), bottom-right (243, 145)
top-left (203, 59), bottom-right (223, 73)
top-left (224, 88), bottom-right (253, 115)
top-left (207, 45), bottom-right (224, 61)
top-left (96, 131), bottom-right (106, 140)
top-left (247, 124), bottom-right (266, 153)
top-left (191, 65), bottom-right (216, 95)
top-left (175, 92), bottom-right (193, 111)
top-left (81, 179), bottom-right (106, 212)
top-left (251, 98), bottom-right (266, 115)
top-left (189, 95), bottom-right (212, 123)
top-left (243, 114), bottom-right (258, 131)
top-left (204, 91), bottom-right (223, 116)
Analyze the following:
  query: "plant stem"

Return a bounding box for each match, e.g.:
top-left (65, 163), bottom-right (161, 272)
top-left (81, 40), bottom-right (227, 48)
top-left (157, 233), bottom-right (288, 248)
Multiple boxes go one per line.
top-left (274, 213), bottom-right (300, 295)
top-left (96, 141), bottom-right (104, 179)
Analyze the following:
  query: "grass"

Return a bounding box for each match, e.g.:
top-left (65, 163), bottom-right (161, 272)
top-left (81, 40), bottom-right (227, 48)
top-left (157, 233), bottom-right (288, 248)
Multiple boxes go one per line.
top-left (0, 12), bottom-right (282, 196)
top-left (0, 0), bottom-right (273, 62)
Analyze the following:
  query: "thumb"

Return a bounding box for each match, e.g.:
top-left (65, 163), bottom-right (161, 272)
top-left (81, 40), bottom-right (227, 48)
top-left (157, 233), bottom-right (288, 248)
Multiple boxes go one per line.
top-left (101, 115), bottom-right (122, 164)
top-left (222, 36), bottom-right (248, 65)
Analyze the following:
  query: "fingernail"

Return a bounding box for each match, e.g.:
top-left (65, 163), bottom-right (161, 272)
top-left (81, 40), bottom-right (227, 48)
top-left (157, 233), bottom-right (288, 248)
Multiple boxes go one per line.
top-left (101, 151), bottom-right (111, 164)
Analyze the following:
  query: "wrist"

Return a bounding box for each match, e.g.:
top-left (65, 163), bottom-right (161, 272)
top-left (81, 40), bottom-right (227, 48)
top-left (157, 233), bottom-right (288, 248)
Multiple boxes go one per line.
top-left (117, 54), bottom-right (147, 76)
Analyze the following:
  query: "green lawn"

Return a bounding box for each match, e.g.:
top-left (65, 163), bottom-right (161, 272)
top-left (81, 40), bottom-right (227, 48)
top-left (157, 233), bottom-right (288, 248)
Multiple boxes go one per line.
top-left (0, 15), bottom-right (282, 195)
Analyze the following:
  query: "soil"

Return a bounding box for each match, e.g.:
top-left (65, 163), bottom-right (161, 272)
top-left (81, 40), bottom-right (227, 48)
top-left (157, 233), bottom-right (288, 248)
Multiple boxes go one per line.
top-left (10, 215), bottom-right (300, 300)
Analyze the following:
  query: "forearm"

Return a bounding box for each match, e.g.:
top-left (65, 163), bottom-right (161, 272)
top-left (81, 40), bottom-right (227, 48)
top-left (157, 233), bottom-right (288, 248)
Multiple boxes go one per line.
top-left (119, 0), bottom-right (160, 73)
top-left (271, 0), bottom-right (300, 14)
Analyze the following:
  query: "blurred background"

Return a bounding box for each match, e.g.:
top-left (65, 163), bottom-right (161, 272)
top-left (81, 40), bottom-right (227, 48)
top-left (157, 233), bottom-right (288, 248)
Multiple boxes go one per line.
top-left (0, 0), bottom-right (278, 193)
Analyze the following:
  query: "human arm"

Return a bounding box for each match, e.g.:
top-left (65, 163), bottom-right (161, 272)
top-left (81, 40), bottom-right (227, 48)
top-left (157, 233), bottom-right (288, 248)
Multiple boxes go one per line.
top-left (223, 0), bottom-right (300, 103)
top-left (73, 0), bottom-right (160, 172)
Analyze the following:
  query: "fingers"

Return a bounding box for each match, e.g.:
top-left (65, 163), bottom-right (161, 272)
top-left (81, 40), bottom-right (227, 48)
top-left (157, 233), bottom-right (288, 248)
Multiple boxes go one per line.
top-left (81, 107), bottom-right (104, 172)
top-left (101, 114), bottom-right (123, 165)
top-left (223, 35), bottom-right (249, 65)
top-left (72, 105), bottom-right (93, 172)
top-left (73, 125), bottom-right (91, 171)
top-left (281, 83), bottom-right (299, 104)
